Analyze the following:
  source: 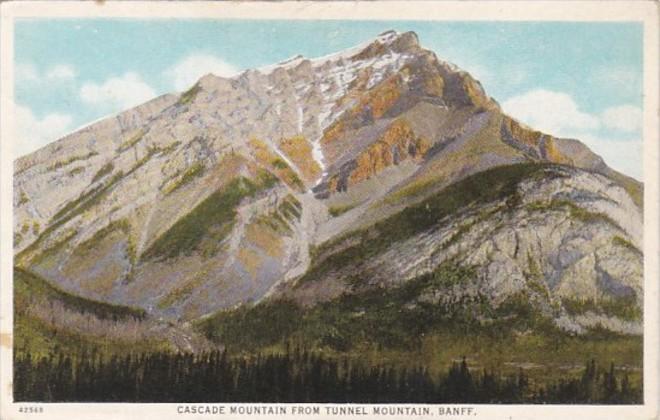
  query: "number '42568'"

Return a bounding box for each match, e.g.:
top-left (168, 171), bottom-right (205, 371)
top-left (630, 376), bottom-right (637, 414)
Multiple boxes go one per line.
top-left (18, 406), bottom-right (43, 414)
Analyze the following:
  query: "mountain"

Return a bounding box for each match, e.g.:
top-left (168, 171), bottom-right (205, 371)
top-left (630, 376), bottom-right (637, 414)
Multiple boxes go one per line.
top-left (13, 30), bottom-right (643, 344)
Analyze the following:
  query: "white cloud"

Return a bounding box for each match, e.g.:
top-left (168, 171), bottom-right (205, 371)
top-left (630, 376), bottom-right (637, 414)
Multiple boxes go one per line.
top-left (80, 72), bottom-right (156, 110)
top-left (502, 88), bottom-right (643, 180)
top-left (14, 104), bottom-right (73, 157)
top-left (15, 62), bottom-right (39, 82)
top-left (601, 104), bottom-right (642, 133)
top-left (501, 89), bottom-right (600, 137)
top-left (578, 134), bottom-right (643, 181)
top-left (16, 62), bottom-right (77, 83)
top-left (45, 64), bottom-right (76, 80)
top-left (165, 53), bottom-right (239, 91)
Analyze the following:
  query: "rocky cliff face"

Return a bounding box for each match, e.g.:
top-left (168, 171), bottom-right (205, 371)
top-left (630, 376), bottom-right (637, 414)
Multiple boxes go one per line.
top-left (283, 164), bottom-right (643, 334)
top-left (14, 31), bottom-right (643, 334)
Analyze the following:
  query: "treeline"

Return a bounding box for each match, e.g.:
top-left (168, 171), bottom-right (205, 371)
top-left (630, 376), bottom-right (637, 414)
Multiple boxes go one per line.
top-left (14, 348), bottom-right (641, 403)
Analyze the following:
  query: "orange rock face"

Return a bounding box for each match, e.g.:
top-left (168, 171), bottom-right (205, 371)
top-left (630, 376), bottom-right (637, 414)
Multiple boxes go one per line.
top-left (248, 138), bottom-right (305, 192)
top-left (279, 135), bottom-right (322, 183)
top-left (543, 136), bottom-right (573, 165)
top-left (344, 119), bottom-right (429, 188)
top-left (365, 76), bottom-right (403, 119)
top-left (505, 117), bottom-right (542, 148)
top-left (321, 120), bottom-right (345, 147)
top-left (502, 116), bottom-right (572, 165)
top-left (322, 73), bottom-right (404, 153)
top-left (460, 73), bottom-right (494, 109)
top-left (350, 41), bottom-right (388, 62)
top-left (424, 73), bottom-right (445, 98)
top-left (328, 176), bottom-right (339, 193)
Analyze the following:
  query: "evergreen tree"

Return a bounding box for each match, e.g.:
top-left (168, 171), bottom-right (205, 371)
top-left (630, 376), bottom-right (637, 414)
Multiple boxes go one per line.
top-left (12, 349), bottom-right (643, 404)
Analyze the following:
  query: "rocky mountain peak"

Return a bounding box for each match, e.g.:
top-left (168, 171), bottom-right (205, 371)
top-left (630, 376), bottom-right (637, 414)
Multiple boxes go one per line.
top-left (192, 30), bottom-right (425, 95)
top-left (13, 31), bottom-right (643, 336)
top-left (376, 30), bottom-right (421, 53)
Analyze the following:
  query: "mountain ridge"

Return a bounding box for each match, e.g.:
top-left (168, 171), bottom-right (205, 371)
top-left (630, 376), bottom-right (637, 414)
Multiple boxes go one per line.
top-left (13, 30), bottom-right (643, 339)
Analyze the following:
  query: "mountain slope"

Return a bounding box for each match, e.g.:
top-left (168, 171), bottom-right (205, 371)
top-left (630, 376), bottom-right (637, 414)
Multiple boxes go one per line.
top-left (13, 267), bottom-right (212, 355)
top-left (281, 163), bottom-right (642, 334)
top-left (13, 30), bottom-right (642, 338)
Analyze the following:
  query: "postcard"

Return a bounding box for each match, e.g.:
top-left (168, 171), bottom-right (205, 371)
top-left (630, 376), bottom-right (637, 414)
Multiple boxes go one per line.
top-left (0, 1), bottom-right (658, 419)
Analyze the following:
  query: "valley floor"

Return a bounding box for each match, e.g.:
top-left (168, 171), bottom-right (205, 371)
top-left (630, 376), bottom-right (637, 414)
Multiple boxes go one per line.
top-left (13, 312), bottom-right (642, 403)
top-left (12, 266), bottom-right (643, 403)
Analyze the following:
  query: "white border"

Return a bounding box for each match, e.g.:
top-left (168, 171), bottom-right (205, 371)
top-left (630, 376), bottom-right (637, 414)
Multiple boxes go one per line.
top-left (0, 2), bottom-right (658, 420)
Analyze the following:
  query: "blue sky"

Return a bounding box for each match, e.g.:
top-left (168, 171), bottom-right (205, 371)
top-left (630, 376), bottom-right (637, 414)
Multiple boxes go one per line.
top-left (14, 20), bottom-right (643, 179)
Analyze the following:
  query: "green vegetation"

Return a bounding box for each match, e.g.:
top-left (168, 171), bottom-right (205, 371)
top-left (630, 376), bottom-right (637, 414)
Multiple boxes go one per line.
top-left (608, 171), bottom-right (643, 208)
top-left (91, 162), bottom-right (114, 183)
top-left (14, 268), bottom-right (168, 361)
top-left (223, 271), bottom-right (577, 348)
top-left (490, 291), bottom-right (560, 336)
top-left (271, 156), bottom-right (305, 190)
top-left (158, 141), bottom-right (181, 155)
top-left (18, 191), bottom-right (29, 206)
top-left (328, 202), bottom-right (358, 217)
top-left (32, 229), bottom-right (78, 264)
top-left (13, 349), bottom-right (641, 403)
top-left (13, 312), bottom-right (166, 362)
top-left (75, 219), bottom-right (131, 255)
top-left (14, 267), bottom-right (146, 321)
top-left (440, 207), bottom-right (501, 251)
top-left (52, 172), bottom-right (124, 224)
top-left (562, 296), bottom-right (642, 322)
top-left (257, 194), bottom-right (302, 234)
top-left (156, 276), bottom-right (204, 309)
top-left (257, 213), bottom-right (290, 234)
top-left (525, 254), bottom-right (551, 300)
top-left (194, 260), bottom-right (642, 400)
top-left (51, 185), bottom-right (102, 223)
top-left (47, 151), bottom-right (98, 171)
top-left (68, 166), bottom-right (85, 177)
top-left (526, 199), bottom-right (621, 229)
top-left (258, 149), bottom-right (304, 191)
top-left (271, 158), bottom-right (289, 169)
top-left (178, 82), bottom-right (201, 106)
top-left (289, 172), bottom-right (305, 190)
top-left (256, 168), bottom-right (279, 189)
top-left (302, 163), bottom-right (546, 285)
top-left (524, 201), bottom-right (549, 212)
top-left (163, 162), bottom-right (206, 195)
top-left (17, 171), bottom-right (125, 264)
top-left (14, 232), bottom-right (23, 247)
top-left (126, 148), bottom-right (157, 177)
top-left (385, 176), bottom-right (440, 203)
top-left (565, 201), bottom-right (620, 227)
top-left (198, 263), bottom-right (487, 352)
top-left (198, 222), bottom-right (236, 258)
top-left (199, 261), bottom-right (582, 355)
top-left (143, 172), bottom-right (278, 261)
top-left (275, 157), bottom-right (307, 190)
top-left (612, 235), bottom-right (641, 255)
top-left (117, 130), bottom-right (145, 153)
top-left (280, 194), bottom-right (302, 220)
top-left (198, 300), bottom-right (304, 350)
